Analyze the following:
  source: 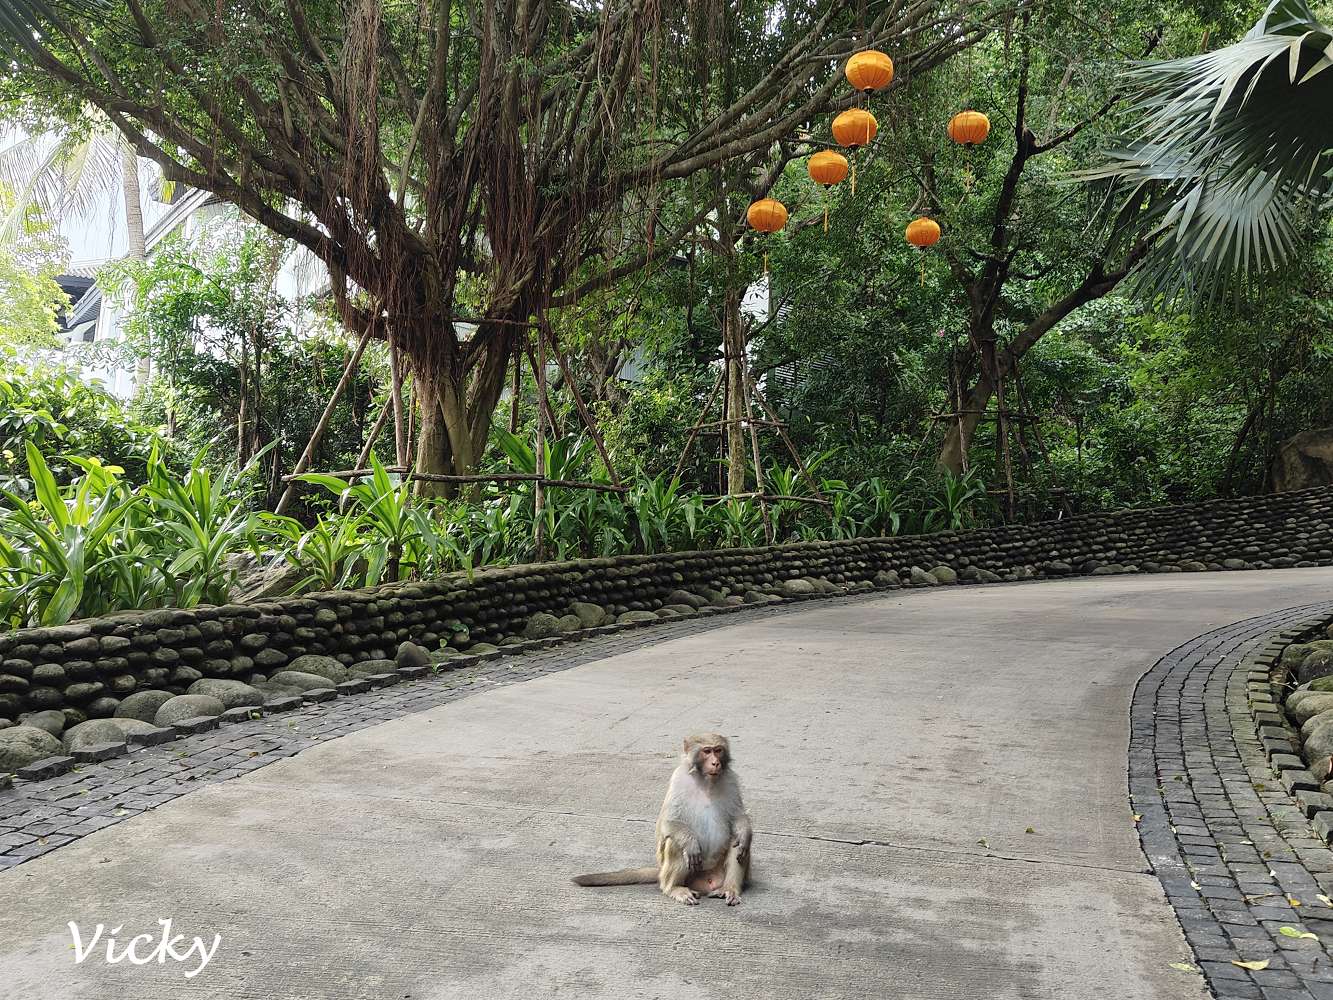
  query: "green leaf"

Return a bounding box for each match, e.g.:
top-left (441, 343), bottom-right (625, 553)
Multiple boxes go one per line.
top-left (24, 441), bottom-right (67, 528)
top-left (296, 473), bottom-right (355, 496)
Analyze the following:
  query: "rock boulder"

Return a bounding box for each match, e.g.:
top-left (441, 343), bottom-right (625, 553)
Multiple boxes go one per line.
top-left (63, 718), bottom-right (155, 752)
top-left (114, 690), bottom-right (176, 724)
top-left (187, 679), bottom-right (265, 709)
top-left (286, 655), bottom-right (350, 684)
top-left (0, 726), bottom-right (63, 770)
top-left (154, 694), bottom-right (226, 727)
top-left (1270, 428), bottom-right (1333, 492)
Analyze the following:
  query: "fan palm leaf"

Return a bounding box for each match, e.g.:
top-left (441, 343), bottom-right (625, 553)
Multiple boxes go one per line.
top-left (0, 124), bottom-right (126, 241)
top-left (1089, 0), bottom-right (1333, 299)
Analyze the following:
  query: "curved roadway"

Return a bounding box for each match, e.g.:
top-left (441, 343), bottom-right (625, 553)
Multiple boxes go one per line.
top-left (3, 568), bottom-right (1333, 999)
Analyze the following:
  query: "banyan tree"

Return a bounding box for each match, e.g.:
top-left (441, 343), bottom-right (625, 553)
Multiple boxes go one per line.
top-left (1, 0), bottom-right (986, 492)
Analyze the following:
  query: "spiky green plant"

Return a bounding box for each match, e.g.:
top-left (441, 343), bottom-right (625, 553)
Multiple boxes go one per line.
top-left (0, 442), bottom-right (134, 625)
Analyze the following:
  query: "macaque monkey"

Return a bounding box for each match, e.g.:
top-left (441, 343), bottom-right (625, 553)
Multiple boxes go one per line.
top-left (573, 733), bottom-right (752, 905)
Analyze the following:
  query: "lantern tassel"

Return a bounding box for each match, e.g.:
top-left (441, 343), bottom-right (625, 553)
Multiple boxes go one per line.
top-left (850, 158), bottom-right (857, 196)
top-left (823, 197), bottom-right (829, 233)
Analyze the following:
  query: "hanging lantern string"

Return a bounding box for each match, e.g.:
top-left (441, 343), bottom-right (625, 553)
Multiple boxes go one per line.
top-left (832, 109), bottom-right (876, 196)
top-left (948, 110), bottom-right (991, 209)
top-left (837, 51), bottom-right (891, 196)
top-left (905, 216), bottom-right (941, 286)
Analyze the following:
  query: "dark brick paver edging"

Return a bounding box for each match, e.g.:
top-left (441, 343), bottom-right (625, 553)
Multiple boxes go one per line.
top-left (1133, 601), bottom-right (1333, 1000)
top-left (0, 592), bottom-right (874, 873)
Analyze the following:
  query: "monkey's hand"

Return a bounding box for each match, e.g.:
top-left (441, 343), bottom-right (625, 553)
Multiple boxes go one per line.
top-left (732, 818), bottom-right (753, 860)
top-left (662, 824), bottom-right (704, 871)
top-left (681, 838), bottom-right (703, 871)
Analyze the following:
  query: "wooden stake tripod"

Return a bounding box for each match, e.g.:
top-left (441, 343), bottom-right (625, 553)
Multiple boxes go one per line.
top-left (672, 319), bottom-right (826, 544)
top-left (914, 342), bottom-right (1069, 521)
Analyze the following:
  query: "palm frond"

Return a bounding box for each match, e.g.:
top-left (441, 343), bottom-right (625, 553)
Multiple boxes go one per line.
top-left (0, 126), bottom-right (125, 241)
top-left (1088, 0), bottom-right (1333, 300)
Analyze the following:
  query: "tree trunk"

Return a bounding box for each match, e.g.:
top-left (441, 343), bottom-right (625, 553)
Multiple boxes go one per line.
top-left (237, 336), bottom-right (249, 465)
top-left (119, 142), bottom-right (148, 385)
top-left (411, 332), bottom-right (512, 496)
top-left (938, 369), bottom-right (994, 475)
top-left (414, 383), bottom-right (454, 490)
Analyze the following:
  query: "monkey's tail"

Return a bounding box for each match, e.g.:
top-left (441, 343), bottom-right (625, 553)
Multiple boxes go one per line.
top-left (571, 866), bottom-right (659, 887)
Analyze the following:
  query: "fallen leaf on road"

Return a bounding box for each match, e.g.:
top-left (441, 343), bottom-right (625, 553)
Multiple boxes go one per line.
top-left (1232, 960), bottom-right (1270, 971)
top-left (1320, 894), bottom-right (1333, 907)
top-left (1279, 927), bottom-right (1318, 940)
top-left (1168, 963), bottom-right (1198, 973)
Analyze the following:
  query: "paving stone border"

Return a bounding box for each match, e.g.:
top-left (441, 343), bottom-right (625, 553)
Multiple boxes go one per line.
top-left (1133, 600), bottom-right (1333, 1000)
top-left (0, 591), bottom-right (874, 873)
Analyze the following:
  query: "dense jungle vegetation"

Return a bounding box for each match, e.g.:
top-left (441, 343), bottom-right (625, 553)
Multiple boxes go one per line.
top-left (0, 0), bottom-right (1330, 625)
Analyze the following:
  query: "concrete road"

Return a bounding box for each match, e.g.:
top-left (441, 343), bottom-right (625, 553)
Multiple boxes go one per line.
top-left (3, 569), bottom-right (1332, 1000)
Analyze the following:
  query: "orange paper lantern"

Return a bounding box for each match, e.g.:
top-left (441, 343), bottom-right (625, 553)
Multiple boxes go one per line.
top-left (832, 108), bottom-right (878, 150)
top-left (808, 151), bottom-right (849, 232)
top-left (746, 198), bottom-right (788, 234)
top-left (807, 150), bottom-right (849, 187)
top-left (948, 110), bottom-right (991, 146)
top-left (905, 217), bottom-right (941, 248)
top-left (845, 50), bottom-right (894, 93)
top-left (747, 198), bottom-right (787, 275)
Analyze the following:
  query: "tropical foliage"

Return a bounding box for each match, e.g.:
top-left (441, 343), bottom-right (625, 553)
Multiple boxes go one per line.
top-left (0, 0), bottom-right (1329, 625)
top-left (0, 435), bottom-right (992, 628)
top-left (0, 182), bottom-right (68, 345)
top-left (0, 353), bottom-right (162, 490)
top-left (1091, 0), bottom-right (1333, 299)
top-left (0, 443), bottom-right (256, 626)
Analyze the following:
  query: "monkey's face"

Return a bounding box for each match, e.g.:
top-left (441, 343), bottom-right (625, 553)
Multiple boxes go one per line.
top-left (683, 733), bottom-right (731, 780)
top-left (695, 745), bottom-right (726, 779)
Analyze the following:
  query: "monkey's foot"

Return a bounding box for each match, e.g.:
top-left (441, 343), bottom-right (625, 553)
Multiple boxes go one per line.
top-left (667, 887), bottom-right (699, 905)
top-left (709, 888), bottom-right (742, 906)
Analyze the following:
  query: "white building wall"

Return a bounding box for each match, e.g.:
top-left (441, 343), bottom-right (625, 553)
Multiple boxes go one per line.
top-left (61, 159), bottom-right (330, 396)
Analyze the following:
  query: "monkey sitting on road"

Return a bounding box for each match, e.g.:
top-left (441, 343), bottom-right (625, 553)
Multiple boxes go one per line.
top-left (573, 733), bottom-right (752, 906)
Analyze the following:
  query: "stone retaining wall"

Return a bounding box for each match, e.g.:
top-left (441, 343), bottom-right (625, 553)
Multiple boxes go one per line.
top-left (1248, 609), bottom-right (1333, 841)
top-left (2, 485), bottom-right (1331, 725)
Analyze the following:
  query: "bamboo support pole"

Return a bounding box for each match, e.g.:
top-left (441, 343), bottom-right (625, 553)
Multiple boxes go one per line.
top-left (671, 369), bottom-right (725, 485)
top-left (508, 340), bottom-right (521, 433)
top-left (533, 331), bottom-right (548, 561)
top-left (724, 491), bottom-right (832, 506)
top-left (340, 399), bottom-right (394, 513)
top-left (280, 468), bottom-right (628, 492)
top-left (542, 318), bottom-right (622, 487)
top-left (741, 356), bottom-right (773, 544)
top-left (749, 384), bottom-right (826, 499)
top-left (389, 340), bottom-right (407, 467)
top-left (523, 340), bottom-right (562, 437)
top-left (274, 323), bottom-right (375, 516)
